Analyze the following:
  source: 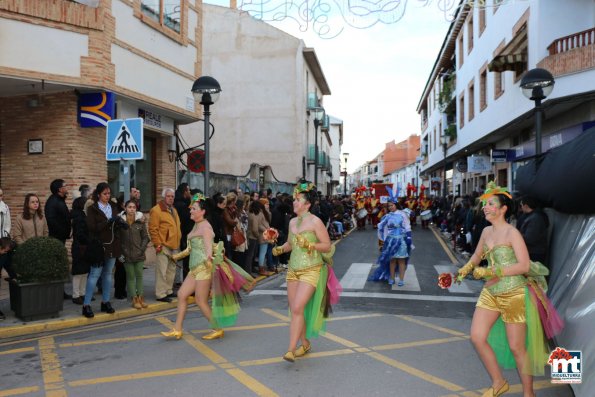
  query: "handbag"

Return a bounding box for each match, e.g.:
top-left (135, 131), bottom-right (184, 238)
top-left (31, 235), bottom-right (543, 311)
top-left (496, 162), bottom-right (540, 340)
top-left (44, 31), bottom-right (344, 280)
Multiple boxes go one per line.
top-left (231, 225), bottom-right (246, 248)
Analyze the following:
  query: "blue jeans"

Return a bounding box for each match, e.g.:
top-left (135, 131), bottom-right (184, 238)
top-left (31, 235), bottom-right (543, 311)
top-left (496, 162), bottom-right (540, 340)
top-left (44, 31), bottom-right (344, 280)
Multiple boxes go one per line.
top-left (333, 221), bottom-right (344, 235)
top-left (84, 257), bottom-right (116, 305)
top-left (258, 243), bottom-right (268, 267)
top-left (266, 244), bottom-right (277, 270)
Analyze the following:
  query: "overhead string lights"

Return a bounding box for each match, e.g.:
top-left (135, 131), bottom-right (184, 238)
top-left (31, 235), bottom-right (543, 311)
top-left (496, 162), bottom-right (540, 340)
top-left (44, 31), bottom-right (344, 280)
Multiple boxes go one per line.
top-left (236, 0), bottom-right (480, 38)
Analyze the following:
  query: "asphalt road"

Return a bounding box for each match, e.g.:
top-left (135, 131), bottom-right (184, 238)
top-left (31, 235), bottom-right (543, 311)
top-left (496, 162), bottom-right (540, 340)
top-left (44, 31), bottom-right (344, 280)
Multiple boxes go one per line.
top-left (0, 225), bottom-right (574, 397)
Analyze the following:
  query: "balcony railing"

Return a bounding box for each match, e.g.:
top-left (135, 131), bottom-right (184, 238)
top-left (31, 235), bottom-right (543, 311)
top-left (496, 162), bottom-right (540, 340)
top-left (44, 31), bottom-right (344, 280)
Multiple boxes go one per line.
top-left (547, 27), bottom-right (595, 55)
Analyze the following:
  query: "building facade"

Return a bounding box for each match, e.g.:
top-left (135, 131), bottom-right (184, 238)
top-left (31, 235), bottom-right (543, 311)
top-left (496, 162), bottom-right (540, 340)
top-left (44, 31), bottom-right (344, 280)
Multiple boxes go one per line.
top-left (178, 4), bottom-right (336, 195)
top-left (0, 0), bottom-right (203, 212)
top-left (417, 0), bottom-right (595, 197)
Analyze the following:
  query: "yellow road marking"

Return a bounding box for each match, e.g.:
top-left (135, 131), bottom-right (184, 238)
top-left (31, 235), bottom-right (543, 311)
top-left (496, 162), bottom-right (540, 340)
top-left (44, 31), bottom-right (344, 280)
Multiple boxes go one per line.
top-left (321, 332), bottom-right (360, 348)
top-left (367, 351), bottom-right (465, 392)
top-left (219, 363), bottom-right (236, 369)
top-left (59, 334), bottom-right (160, 348)
top-left (237, 348), bottom-right (355, 367)
top-left (0, 386), bottom-right (40, 396)
top-left (0, 347), bottom-right (35, 356)
top-left (355, 347), bottom-right (371, 352)
top-left (326, 313), bottom-right (384, 322)
top-left (460, 391), bottom-right (482, 396)
top-left (372, 336), bottom-right (468, 351)
top-left (192, 322), bottom-right (288, 334)
top-left (226, 368), bottom-right (279, 397)
top-left (260, 308), bottom-right (289, 322)
top-left (156, 317), bottom-right (227, 364)
top-left (38, 337), bottom-right (67, 397)
top-left (430, 226), bottom-right (458, 264)
top-left (396, 315), bottom-right (467, 336)
top-left (68, 365), bottom-right (216, 387)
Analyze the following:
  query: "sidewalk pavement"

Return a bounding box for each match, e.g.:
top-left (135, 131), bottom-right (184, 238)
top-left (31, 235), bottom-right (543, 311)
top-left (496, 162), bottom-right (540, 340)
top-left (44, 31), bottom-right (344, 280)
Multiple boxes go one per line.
top-left (0, 245), bottom-right (278, 339)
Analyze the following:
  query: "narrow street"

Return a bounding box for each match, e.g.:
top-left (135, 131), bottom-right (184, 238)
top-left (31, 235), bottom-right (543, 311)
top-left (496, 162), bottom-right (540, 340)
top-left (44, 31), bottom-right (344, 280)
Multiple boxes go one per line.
top-left (0, 225), bottom-right (572, 397)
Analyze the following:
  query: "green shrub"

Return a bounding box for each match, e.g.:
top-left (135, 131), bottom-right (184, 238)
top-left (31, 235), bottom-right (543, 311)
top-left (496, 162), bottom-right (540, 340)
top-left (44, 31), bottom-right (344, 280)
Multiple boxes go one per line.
top-left (13, 237), bottom-right (69, 283)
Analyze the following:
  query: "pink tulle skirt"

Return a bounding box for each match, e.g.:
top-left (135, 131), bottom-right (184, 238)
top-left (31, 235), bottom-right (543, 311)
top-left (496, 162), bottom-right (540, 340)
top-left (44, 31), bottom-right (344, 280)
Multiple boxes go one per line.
top-left (326, 266), bottom-right (343, 305)
top-left (527, 282), bottom-right (564, 339)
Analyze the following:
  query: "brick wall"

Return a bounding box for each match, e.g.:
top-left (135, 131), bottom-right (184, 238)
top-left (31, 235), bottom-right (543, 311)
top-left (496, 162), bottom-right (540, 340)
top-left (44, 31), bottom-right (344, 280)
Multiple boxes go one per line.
top-left (0, 91), bottom-right (107, 222)
top-left (538, 45), bottom-right (595, 77)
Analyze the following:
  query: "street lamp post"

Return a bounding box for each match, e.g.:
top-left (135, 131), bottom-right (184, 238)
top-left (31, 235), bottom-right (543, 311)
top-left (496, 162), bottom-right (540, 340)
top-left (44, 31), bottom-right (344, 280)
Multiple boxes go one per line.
top-left (439, 134), bottom-right (451, 198)
top-left (520, 68), bottom-right (555, 156)
top-left (342, 152), bottom-right (349, 196)
top-left (191, 76), bottom-right (221, 196)
top-left (311, 106), bottom-right (325, 188)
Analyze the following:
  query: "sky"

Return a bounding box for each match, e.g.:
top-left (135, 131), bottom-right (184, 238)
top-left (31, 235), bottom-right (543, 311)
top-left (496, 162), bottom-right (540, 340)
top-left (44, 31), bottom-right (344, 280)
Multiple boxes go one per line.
top-left (204, 1), bottom-right (454, 172)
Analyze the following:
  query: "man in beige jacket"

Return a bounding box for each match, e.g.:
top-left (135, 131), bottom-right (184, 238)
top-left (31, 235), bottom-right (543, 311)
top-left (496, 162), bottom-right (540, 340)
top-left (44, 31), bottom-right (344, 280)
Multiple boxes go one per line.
top-left (149, 188), bottom-right (181, 302)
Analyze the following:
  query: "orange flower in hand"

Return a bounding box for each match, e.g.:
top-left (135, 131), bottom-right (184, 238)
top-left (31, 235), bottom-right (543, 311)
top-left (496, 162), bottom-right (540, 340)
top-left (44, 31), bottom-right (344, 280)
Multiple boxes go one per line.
top-left (263, 227), bottom-right (279, 243)
top-left (438, 273), bottom-right (453, 289)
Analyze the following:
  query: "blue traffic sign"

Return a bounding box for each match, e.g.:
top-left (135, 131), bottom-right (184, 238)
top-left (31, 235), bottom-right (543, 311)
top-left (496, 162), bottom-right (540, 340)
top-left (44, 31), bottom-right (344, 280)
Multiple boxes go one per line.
top-left (106, 118), bottom-right (143, 161)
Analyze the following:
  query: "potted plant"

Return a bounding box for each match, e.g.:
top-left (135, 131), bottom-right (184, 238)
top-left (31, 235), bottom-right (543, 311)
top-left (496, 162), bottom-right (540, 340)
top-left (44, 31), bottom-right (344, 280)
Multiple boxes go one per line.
top-left (9, 236), bottom-right (69, 321)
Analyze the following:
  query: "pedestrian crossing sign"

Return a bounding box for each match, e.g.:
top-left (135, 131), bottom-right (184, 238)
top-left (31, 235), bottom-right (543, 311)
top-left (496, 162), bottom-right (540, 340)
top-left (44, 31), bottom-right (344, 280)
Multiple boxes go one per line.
top-left (106, 118), bottom-right (143, 161)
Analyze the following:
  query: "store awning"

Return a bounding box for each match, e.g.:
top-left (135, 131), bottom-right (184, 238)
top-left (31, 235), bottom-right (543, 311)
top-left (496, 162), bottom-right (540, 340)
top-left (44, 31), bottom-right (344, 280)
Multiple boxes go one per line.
top-left (488, 28), bottom-right (528, 72)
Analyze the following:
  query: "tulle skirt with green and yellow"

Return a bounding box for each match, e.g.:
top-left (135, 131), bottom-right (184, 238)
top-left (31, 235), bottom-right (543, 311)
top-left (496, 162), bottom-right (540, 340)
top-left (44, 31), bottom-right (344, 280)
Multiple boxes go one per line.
top-left (210, 242), bottom-right (255, 329)
top-left (296, 246), bottom-right (343, 339)
top-left (486, 275), bottom-right (563, 376)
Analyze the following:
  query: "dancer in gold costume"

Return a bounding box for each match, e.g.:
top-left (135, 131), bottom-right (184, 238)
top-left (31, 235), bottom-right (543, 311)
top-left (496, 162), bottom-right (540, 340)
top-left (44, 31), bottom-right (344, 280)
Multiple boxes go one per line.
top-left (457, 182), bottom-right (562, 397)
top-left (161, 194), bottom-right (254, 341)
top-left (272, 181), bottom-right (340, 362)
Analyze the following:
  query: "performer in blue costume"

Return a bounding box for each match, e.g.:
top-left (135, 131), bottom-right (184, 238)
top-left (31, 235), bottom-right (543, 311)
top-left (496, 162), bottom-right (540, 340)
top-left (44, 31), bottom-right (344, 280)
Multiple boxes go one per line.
top-left (370, 186), bottom-right (412, 286)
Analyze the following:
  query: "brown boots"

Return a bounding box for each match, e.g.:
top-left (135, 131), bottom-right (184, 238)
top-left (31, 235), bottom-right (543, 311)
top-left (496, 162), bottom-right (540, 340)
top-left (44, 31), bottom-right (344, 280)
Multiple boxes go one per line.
top-left (132, 296), bottom-right (148, 309)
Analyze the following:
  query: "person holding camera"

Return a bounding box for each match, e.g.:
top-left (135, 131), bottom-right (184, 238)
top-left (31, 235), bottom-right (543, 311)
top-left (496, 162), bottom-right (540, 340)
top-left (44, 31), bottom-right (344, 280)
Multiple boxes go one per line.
top-left (82, 182), bottom-right (126, 318)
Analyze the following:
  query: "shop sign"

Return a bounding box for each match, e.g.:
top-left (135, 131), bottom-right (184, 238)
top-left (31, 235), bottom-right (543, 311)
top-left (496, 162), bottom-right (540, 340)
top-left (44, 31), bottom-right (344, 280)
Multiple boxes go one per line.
top-left (455, 160), bottom-right (468, 172)
top-left (138, 108), bottom-right (162, 129)
top-left (467, 155), bottom-right (491, 173)
top-left (491, 149), bottom-right (509, 163)
top-left (79, 92), bottom-right (115, 127)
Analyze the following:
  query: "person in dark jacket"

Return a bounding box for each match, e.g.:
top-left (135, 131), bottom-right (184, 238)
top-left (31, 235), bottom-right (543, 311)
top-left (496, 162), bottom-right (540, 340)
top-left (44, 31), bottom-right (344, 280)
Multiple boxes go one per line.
top-left (45, 179), bottom-right (71, 244)
top-left (119, 200), bottom-right (149, 309)
top-left (82, 182), bottom-right (125, 318)
top-left (174, 183), bottom-right (192, 281)
top-left (45, 178), bottom-right (72, 299)
top-left (518, 196), bottom-right (549, 265)
top-left (206, 194), bottom-right (226, 244)
top-left (71, 195), bottom-right (91, 305)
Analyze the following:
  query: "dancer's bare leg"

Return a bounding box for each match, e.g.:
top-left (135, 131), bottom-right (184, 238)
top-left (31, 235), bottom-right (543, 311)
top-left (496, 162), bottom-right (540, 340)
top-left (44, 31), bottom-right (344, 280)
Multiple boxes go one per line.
top-left (173, 274), bottom-right (196, 331)
top-left (286, 280), bottom-right (316, 352)
top-left (470, 307), bottom-right (507, 389)
top-left (506, 323), bottom-right (534, 396)
top-left (195, 279), bottom-right (213, 325)
top-left (397, 258), bottom-right (406, 281)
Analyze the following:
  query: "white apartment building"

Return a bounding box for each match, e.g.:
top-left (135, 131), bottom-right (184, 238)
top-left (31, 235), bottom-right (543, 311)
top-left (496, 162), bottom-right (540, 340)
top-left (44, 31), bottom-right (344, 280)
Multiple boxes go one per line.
top-left (179, 4), bottom-right (339, 195)
top-left (417, 0), bottom-right (595, 197)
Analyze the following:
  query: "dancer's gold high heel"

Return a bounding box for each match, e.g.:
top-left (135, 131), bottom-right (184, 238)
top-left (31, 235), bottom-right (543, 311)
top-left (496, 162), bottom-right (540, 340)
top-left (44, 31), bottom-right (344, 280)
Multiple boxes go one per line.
top-left (294, 341), bottom-right (311, 357)
top-left (282, 351), bottom-right (295, 362)
top-left (161, 329), bottom-right (183, 340)
top-left (202, 329), bottom-right (224, 340)
top-left (481, 380), bottom-right (509, 397)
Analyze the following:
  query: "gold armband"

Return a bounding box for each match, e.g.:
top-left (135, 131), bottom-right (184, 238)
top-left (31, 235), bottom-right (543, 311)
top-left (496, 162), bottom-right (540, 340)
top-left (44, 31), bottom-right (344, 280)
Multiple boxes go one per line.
top-left (456, 260), bottom-right (476, 281)
top-left (473, 267), bottom-right (495, 280)
top-left (272, 246), bottom-right (284, 256)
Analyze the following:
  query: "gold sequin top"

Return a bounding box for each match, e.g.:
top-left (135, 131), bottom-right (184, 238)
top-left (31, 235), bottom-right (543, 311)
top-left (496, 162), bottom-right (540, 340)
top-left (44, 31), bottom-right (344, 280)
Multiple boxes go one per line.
top-left (288, 231), bottom-right (322, 271)
top-left (482, 245), bottom-right (526, 295)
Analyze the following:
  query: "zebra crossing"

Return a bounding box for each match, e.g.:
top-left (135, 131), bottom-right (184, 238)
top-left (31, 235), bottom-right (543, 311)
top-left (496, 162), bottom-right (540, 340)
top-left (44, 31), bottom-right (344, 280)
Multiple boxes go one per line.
top-left (271, 262), bottom-right (479, 301)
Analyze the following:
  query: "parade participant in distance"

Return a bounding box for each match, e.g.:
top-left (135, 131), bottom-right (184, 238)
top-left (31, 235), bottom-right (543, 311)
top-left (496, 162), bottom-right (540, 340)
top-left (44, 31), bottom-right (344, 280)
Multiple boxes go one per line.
top-left (161, 194), bottom-right (254, 341)
top-left (456, 182), bottom-right (563, 397)
top-left (272, 181), bottom-right (341, 362)
top-left (370, 186), bottom-right (412, 286)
